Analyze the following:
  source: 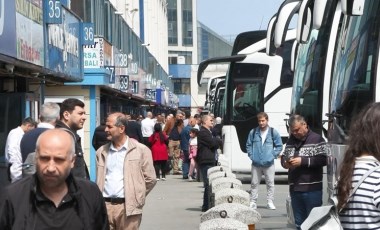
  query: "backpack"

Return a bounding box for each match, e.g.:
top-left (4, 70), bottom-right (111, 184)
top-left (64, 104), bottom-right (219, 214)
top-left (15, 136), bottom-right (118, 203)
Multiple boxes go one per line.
top-left (22, 152), bottom-right (36, 177)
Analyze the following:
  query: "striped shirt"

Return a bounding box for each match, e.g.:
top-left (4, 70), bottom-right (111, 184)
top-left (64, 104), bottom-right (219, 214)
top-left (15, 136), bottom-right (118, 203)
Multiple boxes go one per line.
top-left (339, 157), bottom-right (380, 229)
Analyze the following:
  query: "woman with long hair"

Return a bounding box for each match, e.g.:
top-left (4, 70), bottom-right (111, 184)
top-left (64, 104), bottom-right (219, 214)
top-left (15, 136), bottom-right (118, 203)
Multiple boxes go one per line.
top-left (337, 102), bottom-right (380, 228)
top-left (149, 123), bottom-right (169, 181)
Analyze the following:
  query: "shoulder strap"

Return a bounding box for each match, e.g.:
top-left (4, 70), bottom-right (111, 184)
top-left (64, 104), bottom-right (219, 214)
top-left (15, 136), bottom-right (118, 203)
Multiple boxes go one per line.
top-left (271, 127), bottom-right (274, 146)
top-left (350, 164), bottom-right (380, 196)
top-left (339, 164), bottom-right (380, 212)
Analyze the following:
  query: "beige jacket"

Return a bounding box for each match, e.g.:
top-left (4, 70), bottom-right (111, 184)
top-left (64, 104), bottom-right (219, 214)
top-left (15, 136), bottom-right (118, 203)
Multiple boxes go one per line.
top-left (96, 137), bottom-right (157, 216)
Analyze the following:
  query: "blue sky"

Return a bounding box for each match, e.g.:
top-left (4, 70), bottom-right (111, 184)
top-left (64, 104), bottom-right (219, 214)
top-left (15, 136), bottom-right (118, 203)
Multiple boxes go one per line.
top-left (197, 0), bottom-right (286, 37)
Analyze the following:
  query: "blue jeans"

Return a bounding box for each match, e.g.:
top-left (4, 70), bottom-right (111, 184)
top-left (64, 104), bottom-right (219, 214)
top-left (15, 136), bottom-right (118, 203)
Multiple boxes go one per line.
top-left (200, 163), bottom-right (214, 211)
top-left (182, 150), bottom-right (190, 178)
top-left (290, 190), bottom-right (322, 229)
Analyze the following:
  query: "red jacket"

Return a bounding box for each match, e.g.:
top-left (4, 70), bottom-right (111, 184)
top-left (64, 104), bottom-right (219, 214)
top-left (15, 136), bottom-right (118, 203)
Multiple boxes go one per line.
top-left (149, 133), bottom-right (169, 161)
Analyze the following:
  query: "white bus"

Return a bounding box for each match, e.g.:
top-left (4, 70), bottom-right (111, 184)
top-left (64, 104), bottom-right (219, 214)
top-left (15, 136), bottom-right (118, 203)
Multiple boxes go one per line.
top-left (197, 23), bottom-right (296, 173)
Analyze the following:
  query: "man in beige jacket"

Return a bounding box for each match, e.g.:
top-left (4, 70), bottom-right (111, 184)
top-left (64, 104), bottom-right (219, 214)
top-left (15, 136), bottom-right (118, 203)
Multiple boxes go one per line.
top-left (96, 112), bottom-right (157, 230)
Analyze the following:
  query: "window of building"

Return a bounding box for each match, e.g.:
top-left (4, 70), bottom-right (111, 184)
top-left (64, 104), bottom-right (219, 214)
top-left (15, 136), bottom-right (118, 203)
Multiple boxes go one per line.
top-left (168, 0), bottom-right (178, 45)
top-left (173, 79), bottom-right (190, 94)
top-left (182, 0), bottom-right (193, 46)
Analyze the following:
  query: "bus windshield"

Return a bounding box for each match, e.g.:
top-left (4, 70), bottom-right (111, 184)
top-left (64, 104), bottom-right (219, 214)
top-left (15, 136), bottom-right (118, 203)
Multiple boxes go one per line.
top-left (291, 30), bottom-right (319, 124)
top-left (329, 1), bottom-right (380, 135)
top-left (227, 63), bottom-right (268, 121)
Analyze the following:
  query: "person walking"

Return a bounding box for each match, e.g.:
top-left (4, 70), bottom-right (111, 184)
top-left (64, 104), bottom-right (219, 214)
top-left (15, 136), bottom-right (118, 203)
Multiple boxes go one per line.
top-left (149, 123), bottom-right (169, 181)
top-left (5, 117), bottom-right (37, 182)
top-left (180, 118), bottom-right (195, 179)
top-left (20, 102), bottom-right (60, 177)
top-left (141, 112), bottom-right (155, 147)
top-left (96, 112), bottom-right (156, 230)
top-left (281, 114), bottom-right (327, 229)
top-left (246, 112), bottom-right (283, 210)
top-left (197, 115), bottom-right (222, 212)
top-left (20, 102), bottom-right (60, 162)
top-left (0, 129), bottom-right (109, 229)
top-left (92, 121), bottom-right (109, 150)
top-left (188, 128), bottom-right (199, 181)
top-left (55, 98), bottom-right (89, 179)
top-left (337, 103), bottom-right (380, 229)
top-left (125, 114), bottom-right (143, 143)
top-left (168, 119), bottom-right (184, 175)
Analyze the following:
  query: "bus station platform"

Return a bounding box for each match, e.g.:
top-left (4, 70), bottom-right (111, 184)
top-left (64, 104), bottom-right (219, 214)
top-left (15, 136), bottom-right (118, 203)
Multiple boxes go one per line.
top-left (140, 174), bottom-right (295, 230)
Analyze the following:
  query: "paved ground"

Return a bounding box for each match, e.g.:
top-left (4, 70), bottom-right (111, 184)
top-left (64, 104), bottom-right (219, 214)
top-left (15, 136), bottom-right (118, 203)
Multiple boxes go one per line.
top-left (140, 174), bottom-right (296, 230)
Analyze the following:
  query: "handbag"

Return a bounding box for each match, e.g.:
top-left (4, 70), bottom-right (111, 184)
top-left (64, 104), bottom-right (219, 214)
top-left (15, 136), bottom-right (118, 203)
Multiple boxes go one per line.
top-left (301, 165), bottom-right (380, 230)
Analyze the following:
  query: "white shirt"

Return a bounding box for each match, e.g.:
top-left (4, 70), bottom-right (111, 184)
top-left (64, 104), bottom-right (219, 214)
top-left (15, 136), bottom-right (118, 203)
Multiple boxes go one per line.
top-left (141, 118), bottom-right (155, 137)
top-left (5, 126), bottom-right (25, 182)
top-left (260, 128), bottom-right (268, 145)
top-left (37, 122), bottom-right (55, 129)
top-left (103, 138), bottom-right (129, 198)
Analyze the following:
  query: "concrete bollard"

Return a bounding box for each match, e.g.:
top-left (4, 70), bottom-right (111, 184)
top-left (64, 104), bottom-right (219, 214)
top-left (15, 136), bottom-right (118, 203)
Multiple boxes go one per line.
top-left (209, 177), bottom-right (243, 208)
top-left (216, 158), bottom-right (229, 168)
top-left (207, 165), bottom-right (231, 178)
top-left (214, 188), bottom-right (250, 207)
top-left (200, 203), bottom-right (261, 226)
top-left (199, 218), bottom-right (248, 230)
top-left (208, 171), bottom-right (236, 185)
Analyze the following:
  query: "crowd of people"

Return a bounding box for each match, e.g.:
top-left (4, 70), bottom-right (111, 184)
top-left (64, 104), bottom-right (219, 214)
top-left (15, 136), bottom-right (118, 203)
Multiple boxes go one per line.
top-left (0, 98), bottom-right (223, 229)
top-left (4, 98), bottom-right (379, 229)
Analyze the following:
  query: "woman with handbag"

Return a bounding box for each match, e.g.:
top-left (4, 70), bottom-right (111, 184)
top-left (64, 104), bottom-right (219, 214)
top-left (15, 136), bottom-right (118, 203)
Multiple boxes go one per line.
top-left (336, 102), bottom-right (380, 229)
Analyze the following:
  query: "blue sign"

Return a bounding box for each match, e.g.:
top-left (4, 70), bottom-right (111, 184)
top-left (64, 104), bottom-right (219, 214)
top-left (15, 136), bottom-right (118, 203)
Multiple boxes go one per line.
top-left (81, 23), bottom-right (94, 45)
top-left (44, 0), bottom-right (63, 24)
top-left (104, 66), bottom-right (115, 83)
top-left (0, 0), bottom-right (17, 57)
top-left (47, 8), bottom-right (82, 80)
top-left (60, 0), bottom-right (71, 8)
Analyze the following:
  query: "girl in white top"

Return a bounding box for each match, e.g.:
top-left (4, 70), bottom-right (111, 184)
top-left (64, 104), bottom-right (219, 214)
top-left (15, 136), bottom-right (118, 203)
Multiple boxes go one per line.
top-left (188, 128), bottom-right (199, 181)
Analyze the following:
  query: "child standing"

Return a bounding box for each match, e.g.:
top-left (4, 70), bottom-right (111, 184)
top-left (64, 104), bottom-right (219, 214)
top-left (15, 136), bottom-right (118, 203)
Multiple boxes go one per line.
top-left (149, 123), bottom-right (169, 181)
top-left (188, 128), bottom-right (198, 181)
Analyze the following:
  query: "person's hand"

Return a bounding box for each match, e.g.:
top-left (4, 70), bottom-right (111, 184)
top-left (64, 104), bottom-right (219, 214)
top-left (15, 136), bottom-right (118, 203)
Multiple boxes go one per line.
top-left (283, 161), bottom-right (291, 169)
top-left (287, 157), bottom-right (301, 168)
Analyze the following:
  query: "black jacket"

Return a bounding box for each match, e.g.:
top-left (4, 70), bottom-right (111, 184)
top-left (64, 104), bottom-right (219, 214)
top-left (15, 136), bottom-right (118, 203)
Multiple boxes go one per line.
top-left (0, 174), bottom-right (109, 230)
top-left (126, 120), bottom-right (143, 143)
top-left (92, 125), bottom-right (109, 150)
top-left (56, 120), bottom-right (90, 179)
top-left (196, 126), bottom-right (222, 165)
top-left (281, 130), bottom-right (327, 192)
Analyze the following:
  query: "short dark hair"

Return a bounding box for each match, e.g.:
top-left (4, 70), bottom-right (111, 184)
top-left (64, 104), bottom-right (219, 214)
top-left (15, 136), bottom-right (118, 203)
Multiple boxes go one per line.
top-left (60, 98), bottom-right (85, 118)
top-left (22, 117), bottom-right (37, 127)
top-left (190, 128), bottom-right (199, 135)
top-left (257, 112), bottom-right (268, 120)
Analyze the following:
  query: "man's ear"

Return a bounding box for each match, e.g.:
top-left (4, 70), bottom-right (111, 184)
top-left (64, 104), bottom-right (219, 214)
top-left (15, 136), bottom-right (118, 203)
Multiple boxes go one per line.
top-left (71, 155), bottom-right (76, 169)
top-left (63, 111), bottom-right (70, 120)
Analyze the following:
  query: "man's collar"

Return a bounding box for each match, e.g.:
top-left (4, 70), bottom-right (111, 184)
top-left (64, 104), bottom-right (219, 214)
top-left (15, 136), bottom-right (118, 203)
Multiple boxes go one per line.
top-left (31, 173), bottom-right (79, 201)
top-left (110, 136), bottom-right (129, 151)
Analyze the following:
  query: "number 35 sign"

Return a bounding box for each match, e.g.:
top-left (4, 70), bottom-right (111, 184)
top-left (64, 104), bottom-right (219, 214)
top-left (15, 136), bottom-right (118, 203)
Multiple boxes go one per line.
top-left (44, 0), bottom-right (63, 24)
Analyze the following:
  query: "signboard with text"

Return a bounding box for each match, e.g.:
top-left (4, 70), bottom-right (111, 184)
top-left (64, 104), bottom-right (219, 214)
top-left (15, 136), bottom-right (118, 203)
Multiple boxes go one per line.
top-left (0, 0), bottom-right (17, 57)
top-left (47, 7), bottom-right (81, 80)
top-left (16, 0), bottom-right (44, 66)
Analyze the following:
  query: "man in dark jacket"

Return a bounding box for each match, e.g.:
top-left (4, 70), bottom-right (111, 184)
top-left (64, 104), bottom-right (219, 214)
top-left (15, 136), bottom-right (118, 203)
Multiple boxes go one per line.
top-left (56, 98), bottom-right (90, 179)
top-left (281, 115), bottom-right (327, 229)
top-left (0, 129), bottom-right (109, 230)
top-left (125, 114), bottom-right (143, 143)
top-left (92, 122), bottom-right (109, 150)
top-left (197, 115), bottom-right (222, 211)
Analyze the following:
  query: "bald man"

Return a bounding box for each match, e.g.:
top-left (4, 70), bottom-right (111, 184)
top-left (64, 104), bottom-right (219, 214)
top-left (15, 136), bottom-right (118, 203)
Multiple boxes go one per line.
top-left (0, 129), bottom-right (109, 230)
